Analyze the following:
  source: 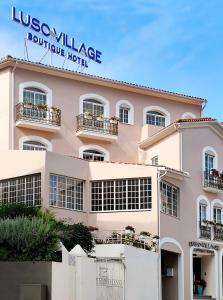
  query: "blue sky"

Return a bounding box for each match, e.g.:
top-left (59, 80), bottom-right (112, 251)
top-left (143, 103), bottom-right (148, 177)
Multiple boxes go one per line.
top-left (0, 0), bottom-right (223, 120)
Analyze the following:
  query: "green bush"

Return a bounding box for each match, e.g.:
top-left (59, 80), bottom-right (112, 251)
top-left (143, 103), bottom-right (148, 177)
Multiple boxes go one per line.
top-left (0, 203), bottom-right (39, 219)
top-left (57, 223), bottom-right (94, 253)
top-left (0, 217), bottom-right (60, 261)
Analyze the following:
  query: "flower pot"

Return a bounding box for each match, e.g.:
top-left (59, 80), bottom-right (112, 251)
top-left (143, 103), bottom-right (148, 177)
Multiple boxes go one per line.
top-left (197, 286), bottom-right (203, 295)
top-left (110, 119), bottom-right (118, 124)
top-left (24, 103), bottom-right (33, 109)
top-left (125, 229), bottom-right (134, 234)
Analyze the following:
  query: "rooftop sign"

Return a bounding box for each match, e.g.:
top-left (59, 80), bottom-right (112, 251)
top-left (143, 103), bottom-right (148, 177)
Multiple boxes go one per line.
top-left (11, 7), bottom-right (102, 68)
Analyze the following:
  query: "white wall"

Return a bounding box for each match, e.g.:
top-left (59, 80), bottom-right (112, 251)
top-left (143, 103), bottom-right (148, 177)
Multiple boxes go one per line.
top-left (94, 244), bottom-right (159, 300)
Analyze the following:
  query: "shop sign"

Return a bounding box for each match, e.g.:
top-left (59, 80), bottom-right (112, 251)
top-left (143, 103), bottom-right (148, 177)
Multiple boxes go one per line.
top-left (189, 241), bottom-right (219, 251)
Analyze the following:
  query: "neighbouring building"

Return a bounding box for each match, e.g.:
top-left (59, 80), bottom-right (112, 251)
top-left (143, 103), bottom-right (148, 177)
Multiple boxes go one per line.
top-left (0, 54), bottom-right (223, 300)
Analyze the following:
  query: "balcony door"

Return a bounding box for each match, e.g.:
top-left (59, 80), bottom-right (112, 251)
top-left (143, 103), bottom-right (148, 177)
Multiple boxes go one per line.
top-left (205, 153), bottom-right (215, 173)
top-left (83, 99), bottom-right (104, 117)
top-left (23, 87), bottom-right (47, 119)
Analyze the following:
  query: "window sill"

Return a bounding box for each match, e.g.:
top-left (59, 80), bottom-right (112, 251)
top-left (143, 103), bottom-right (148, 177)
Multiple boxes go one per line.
top-left (49, 205), bottom-right (87, 213)
top-left (119, 122), bottom-right (134, 126)
top-left (90, 209), bottom-right (152, 213)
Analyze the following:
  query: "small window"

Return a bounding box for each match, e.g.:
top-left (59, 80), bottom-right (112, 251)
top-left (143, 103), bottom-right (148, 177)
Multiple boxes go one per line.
top-left (205, 153), bottom-right (215, 173)
top-left (214, 207), bottom-right (222, 224)
top-left (146, 111), bottom-right (166, 127)
top-left (23, 141), bottom-right (47, 151)
top-left (151, 155), bottom-right (159, 166)
top-left (160, 181), bottom-right (179, 217)
top-left (83, 99), bottom-right (104, 117)
top-left (23, 87), bottom-right (47, 106)
top-left (83, 149), bottom-right (105, 161)
top-left (119, 107), bottom-right (129, 124)
top-left (199, 204), bottom-right (207, 222)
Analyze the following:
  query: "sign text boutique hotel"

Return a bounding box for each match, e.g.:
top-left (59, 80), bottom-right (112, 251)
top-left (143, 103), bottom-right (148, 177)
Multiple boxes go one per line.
top-left (1, 6), bottom-right (223, 300)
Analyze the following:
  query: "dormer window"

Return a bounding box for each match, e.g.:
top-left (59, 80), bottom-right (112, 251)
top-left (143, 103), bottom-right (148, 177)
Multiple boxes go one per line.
top-left (146, 111), bottom-right (166, 127)
top-left (151, 155), bottom-right (159, 166)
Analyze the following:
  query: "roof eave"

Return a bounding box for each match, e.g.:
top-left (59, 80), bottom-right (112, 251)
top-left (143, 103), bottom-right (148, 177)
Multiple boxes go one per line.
top-left (0, 57), bottom-right (205, 106)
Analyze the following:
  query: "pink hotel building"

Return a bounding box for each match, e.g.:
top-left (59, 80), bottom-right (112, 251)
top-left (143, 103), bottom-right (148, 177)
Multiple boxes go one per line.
top-left (0, 55), bottom-right (223, 300)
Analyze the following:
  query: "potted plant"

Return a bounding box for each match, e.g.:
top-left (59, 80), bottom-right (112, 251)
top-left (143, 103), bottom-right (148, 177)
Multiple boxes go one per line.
top-left (50, 106), bottom-right (60, 113)
top-left (37, 103), bottom-right (47, 111)
top-left (84, 111), bottom-right (93, 119)
top-left (96, 114), bottom-right (104, 121)
top-left (125, 225), bottom-right (135, 234)
top-left (110, 116), bottom-right (119, 124)
top-left (219, 171), bottom-right (223, 180)
top-left (23, 101), bottom-right (33, 109)
top-left (195, 279), bottom-right (206, 295)
top-left (210, 168), bottom-right (219, 177)
top-left (139, 231), bottom-right (151, 239)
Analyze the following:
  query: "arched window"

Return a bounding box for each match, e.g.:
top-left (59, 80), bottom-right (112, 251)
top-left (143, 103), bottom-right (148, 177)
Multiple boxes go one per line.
top-left (203, 147), bottom-right (218, 173)
top-left (23, 87), bottom-right (47, 106)
top-left (82, 149), bottom-right (105, 161)
top-left (19, 136), bottom-right (52, 151)
top-left (211, 199), bottom-right (223, 224)
top-left (143, 106), bottom-right (170, 127)
top-left (116, 100), bottom-right (134, 125)
top-left (79, 94), bottom-right (109, 117)
top-left (83, 99), bottom-right (104, 117)
top-left (146, 111), bottom-right (166, 126)
top-left (23, 140), bottom-right (47, 151)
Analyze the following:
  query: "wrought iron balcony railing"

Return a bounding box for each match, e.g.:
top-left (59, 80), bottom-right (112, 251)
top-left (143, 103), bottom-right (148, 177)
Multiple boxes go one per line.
top-left (203, 171), bottom-right (223, 192)
top-left (15, 103), bottom-right (61, 127)
top-left (213, 226), bottom-right (223, 241)
top-left (199, 224), bottom-right (211, 239)
top-left (76, 114), bottom-right (118, 136)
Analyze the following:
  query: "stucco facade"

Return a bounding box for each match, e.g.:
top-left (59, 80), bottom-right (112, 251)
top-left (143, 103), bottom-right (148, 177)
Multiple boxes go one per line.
top-left (0, 55), bottom-right (222, 300)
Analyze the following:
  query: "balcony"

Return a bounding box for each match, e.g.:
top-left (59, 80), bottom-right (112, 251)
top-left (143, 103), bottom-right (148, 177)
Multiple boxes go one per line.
top-left (199, 224), bottom-right (211, 240)
top-left (15, 103), bottom-right (61, 132)
top-left (76, 114), bottom-right (118, 142)
top-left (213, 226), bottom-right (223, 241)
top-left (203, 171), bottom-right (223, 193)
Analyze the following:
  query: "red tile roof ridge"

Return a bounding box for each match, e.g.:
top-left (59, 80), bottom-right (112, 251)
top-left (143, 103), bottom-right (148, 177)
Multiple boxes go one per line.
top-left (175, 117), bottom-right (216, 123)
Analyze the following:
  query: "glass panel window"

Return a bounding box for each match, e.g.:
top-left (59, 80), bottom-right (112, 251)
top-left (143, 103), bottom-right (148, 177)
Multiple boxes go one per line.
top-left (49, 174), bottom-right (84, 211)
top-left (119, 107), bottom-right (129, 124)
top-left (214, 207), bottom-right (222, 224)
top-left (91, 177), bottom-right (152, 212)
top-left (83, 150), bottom-right (105, 161)
top-left (23, 87), bottom-right (47, 106)
top-left (0, 174), bottom-right (41, 206)
top-left (83, 99), bottom-right (104, 117)
top-left (23, 141), bottom-right (47, 151)
top-left (160, 181), bottom-right (179, 217)
top-left (151, 156), bottom-right (159, 166)
top-left (146, 111), bottom-right (166, 127)
top-left (199, 204), bottom-right (207, 222)
top-left (205, 153), bottom-right (214, 173)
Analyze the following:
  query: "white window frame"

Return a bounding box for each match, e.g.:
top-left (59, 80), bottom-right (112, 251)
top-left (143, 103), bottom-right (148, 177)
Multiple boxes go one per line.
top-left (49, 173), bottom-right (84, 211)
top-left (160, 181), bottom-right (179, 217)
top-left (143, 106), bottom-right (170, 126)
top-left (202, 146), bottom-right (218, 172)
top-left (79, 94), bottom-right (109, 117)
top-left (19, 136), bottom-right (52, 151)
top-left (116, 100), bottom-right (134, 125)
top-left (19, 81), bottom-right (52, 107)
top-left (211, 199), bottom-right (223, 224)
top-left (79, 145), bottom-right (110, 161)
top-left (83, 149), bottom-right (105, 161)
top-left (91, 177), bottom-right (152, 212)
top-left (196, 195), bottom-right (210, 239)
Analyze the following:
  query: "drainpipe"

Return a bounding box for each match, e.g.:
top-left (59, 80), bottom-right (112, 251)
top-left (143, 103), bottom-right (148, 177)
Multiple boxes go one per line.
top-left (10, 61), bottom-right (17, 150)
top-left (157, 167), bottom-right (167, 300)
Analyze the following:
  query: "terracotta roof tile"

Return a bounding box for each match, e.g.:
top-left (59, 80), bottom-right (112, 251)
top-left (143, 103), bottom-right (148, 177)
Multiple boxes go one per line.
top-left (175, 117), bottom-right (216, 123)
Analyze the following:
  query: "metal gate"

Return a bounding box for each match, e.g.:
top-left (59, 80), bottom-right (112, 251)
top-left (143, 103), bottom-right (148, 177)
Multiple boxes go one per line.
top-left (96, 258), bottom-right (125, 300)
